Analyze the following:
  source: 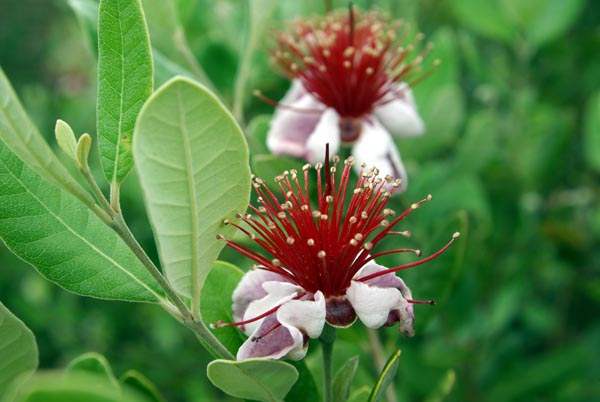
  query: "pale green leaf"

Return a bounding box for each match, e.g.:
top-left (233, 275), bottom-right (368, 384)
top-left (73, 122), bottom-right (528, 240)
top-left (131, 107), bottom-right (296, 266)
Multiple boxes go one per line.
top-left (133, 77), bottom-right (251, 299)
top-left (97, 0), bottom-right (153, 183)
top-left (368, 349), bottom-right (401, 402)
top-left (348, 386), bottom-right (371, 402)
top-left (526, 0), bottom-right (585, 47)
top-left (0, 138), bottom-right (164, 302)
top-left (0, 302), bottom-right (38, 397)
top-left (0, 66), bottom-right (95, 209)
top-left (424, 369), bottom-right (456, 402)
top-left (333, 356), bottom-right (359, 402)
top-left (54, 120), bottom-right (78, 161)
top-left (14, 372), bottom-right (154, 402)
top-left (584, 92), bottom-right (600, 172)
top-left (66, 352), bottom-right (119, 390)
top-left (120, 370), bottom-right (166, 402)
top-left (207, 359), bottom-right (298, 402)
top-left (200, 261), bottom-right (245, 356)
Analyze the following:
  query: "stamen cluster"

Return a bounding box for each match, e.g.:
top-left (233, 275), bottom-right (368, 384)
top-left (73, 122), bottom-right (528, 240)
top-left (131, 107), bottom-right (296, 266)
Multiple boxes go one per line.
top-left (218, 155), bottom-right (458, 299)
top-left (271, 8), bottom-right (437, 119)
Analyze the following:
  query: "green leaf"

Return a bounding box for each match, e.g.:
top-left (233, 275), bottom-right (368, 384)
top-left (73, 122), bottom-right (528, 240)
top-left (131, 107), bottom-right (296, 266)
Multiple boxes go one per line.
top-left (97, 0), bottom-right (153, 183)
top-left (207, 359), bottom-right (299, 402)
top-left (200, 261), bottom-right (245, 355)
top-left (367, 349), bottom-right (401, 402)
top-left (54, 120), bottom-right (78, 162)
top-left (120, 370), bottom-right (166, 402)
top-left (0, 66), bottom-right (96, 209)
top-left (0, 138), bottom-right (164, 302)
top-left (66, 353), bottom-right (119, 390)
top-left (424, 369), bottom-right (456, 402)
top-left (133, 77), bottom-right (251, 300)
top-left (0, 302), bottom-right (38, 397)
top-left (251, 154), bottom-right (306, 184)
top-left (333, 356), bottom-right (359, 402)
top-left (348, 386), bottom-right (371, 402)
top-left (14, 372), bottom-right (154, 402)
top-left (525, 0), bottom-right (585, 47)
top-left (584, 91), bottom-right (600, 172)
top-left (68, 0), bottom-right (100, 52)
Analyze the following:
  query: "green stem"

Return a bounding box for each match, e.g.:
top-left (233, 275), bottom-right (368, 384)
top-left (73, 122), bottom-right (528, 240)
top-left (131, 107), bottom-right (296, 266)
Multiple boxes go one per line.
top-left (232, 0), bottom-right (252, 124)
top-left (367, 329), bottom-right (398, 402)
top-left (320, 324), bottom-right (336, 402)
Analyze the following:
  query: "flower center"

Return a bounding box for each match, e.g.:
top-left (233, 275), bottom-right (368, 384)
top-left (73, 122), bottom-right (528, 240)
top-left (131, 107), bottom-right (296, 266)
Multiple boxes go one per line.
top-left (338, 117), bottom-right (363, 143)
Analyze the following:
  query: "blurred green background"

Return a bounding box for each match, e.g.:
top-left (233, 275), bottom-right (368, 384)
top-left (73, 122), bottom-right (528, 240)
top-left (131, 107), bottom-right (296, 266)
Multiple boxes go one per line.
top-left (1, 0), bottom-right (599, 401)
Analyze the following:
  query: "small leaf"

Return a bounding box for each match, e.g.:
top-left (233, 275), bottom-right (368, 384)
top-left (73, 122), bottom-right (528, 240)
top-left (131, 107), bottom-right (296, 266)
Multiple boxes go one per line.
top-left (97, 0), bottom-right (153, 183)
top-left (0, 66), bottom-right (95, 208)
top-left (424, 369), bottom-right (456, 402)
top-left (0, 302), bottom-right (38, 397)
top-left (449, 0), bottom-right (514, 42)
top-left (207, 359), bottom-right (298, 402)
top-left (525, 0), bottom-right (585, 47)
top-left (133, 77), bottom-right (251, 299)
top-left (333, 356), bottom-right (360, 402)
top-left (348, 386), bottom-right (371, 402)
top-left (0, 138), bottom-right (164, 302)
top-left (285, 360), bottom-right (320, 402)
top-left (54, 120), bottom-right (78, 161)
top-left (368, 349), bottom-right (401, 402)
top-left (200, 261), bottom-right (246, 355)
top-left (14, 372), bottom-right (153, 402)
top-left (77, 133), bottom-right (92, 168)
top-left (66, 352), bottom-right (119, 390)
top-left (120, 370), bottom-right (166, 402)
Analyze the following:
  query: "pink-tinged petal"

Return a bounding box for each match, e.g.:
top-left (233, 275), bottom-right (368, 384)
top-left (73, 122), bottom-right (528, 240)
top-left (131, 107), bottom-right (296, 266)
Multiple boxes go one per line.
top-left (374, 83), bottom-right (424, 138)
top-left (277, 291), bottom-right (326, 339)
top-left (304, 108), bottom-right (342, 164)
top-left (266, 93), bottom-right (324, 158)
top-left (346, 280), bottom-right (403, 328)
top-left (232, 268), bottom-right (290, 324)
top-left (242, 281), bottom-right (301, 336)
top-left (279, 79), bottom-right (307, 104)
top-left (236, 313), bottom-right (305, 360)
top-left (351, 119), bottom-right (409, 191)
top-left (352, 262), bottom-right (414, 335)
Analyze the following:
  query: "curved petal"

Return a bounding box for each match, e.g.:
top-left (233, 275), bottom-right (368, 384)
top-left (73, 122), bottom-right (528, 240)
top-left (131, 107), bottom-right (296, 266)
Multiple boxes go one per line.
top-left (277, 291), bottom-right (326, 339)
top-left (351, 118), bottom-right (409, 191)
top-left (374, 83), bottom-right (424, 138)
top-left (236, 313), bottom-right (305, 360)
top-left (304, 108), bottom-right (342, 164)
top-left (346, 280), bottom-right (403, 328)
top-left (280, 79), bottom-right (307, 104)
top-left (232, 268), bottom-right (290, 323)
top-left (266, 92), bottom-right (324, 158)
top-left (355, 262), bottom-right (411, 297)
top-left (241, 281), bottom-right (301, 336)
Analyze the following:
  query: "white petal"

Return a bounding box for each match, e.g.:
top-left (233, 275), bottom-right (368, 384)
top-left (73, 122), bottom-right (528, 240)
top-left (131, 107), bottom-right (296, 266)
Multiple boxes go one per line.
top-left (280, 79), bottom-right (307, 104)
top-left (354, 262), bottom-right (412, 299)
top-left (266, 93), bottom-right (324, 158)
top-left (351, 118), bottom-right (409, 190)
top-left (232, 268), bottom-right (290, 323)
top-left (346, 280), bottom-right (403, 328)
top-left (277, 291), bottom-right (326, 339)
top-left (374, 83), bottom-right (424, 138)
top-left (242, 281), bottom-right (301, 336)
top-left (304, 108), bottom-right (342, 164)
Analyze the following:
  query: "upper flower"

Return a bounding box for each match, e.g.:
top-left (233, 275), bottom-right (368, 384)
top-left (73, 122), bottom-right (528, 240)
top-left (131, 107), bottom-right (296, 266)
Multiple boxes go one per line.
top-left (214, 148), bottom-right (459, 360)
top-left (263, 8), bottom-right (437, 190)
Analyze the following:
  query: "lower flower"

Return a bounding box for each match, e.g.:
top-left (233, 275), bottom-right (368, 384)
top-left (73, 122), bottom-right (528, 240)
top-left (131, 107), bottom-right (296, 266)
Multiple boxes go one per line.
top-left (214, 148), bottom-right (458, 360)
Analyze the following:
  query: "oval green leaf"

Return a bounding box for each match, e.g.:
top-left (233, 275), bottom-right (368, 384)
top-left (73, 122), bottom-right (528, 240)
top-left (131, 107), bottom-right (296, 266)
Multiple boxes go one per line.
top-left (368, 349), bottom-right (401, 402)
top-left (0, 302), bottom-right (38, 397)
top-left (0, 138), bottom-right (164, 302)
top-left (66, 352), bottom-right (119, 390)
top-left (97, 0), bottom-right (153, 183)
top-left (207, 359), bottom-right (298, 402)
top-left (119, 370), bottom-right (166, 402)
top-left (333, 356), bottom-right (359, 402)
top-left (200, 261), bottom-right (246, 355)
top-left (133, 77), bottom-right (251, 301)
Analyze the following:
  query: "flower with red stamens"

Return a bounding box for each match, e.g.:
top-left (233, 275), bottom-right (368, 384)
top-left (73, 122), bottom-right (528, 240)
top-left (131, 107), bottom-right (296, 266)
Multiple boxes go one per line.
top-left (262, 7), bottom-right (437, 191)
top-left (214, 149), bottom-right (459, 360)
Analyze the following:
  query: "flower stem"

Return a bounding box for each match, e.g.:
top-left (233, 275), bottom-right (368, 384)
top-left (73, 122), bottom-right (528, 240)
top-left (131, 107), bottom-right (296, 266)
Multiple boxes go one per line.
top-left (320, 324), bottom-right (336, 402)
